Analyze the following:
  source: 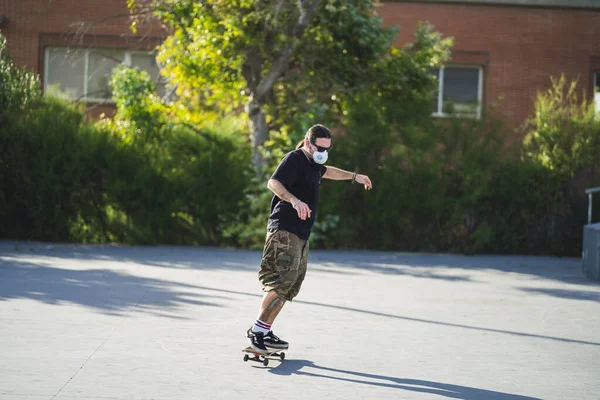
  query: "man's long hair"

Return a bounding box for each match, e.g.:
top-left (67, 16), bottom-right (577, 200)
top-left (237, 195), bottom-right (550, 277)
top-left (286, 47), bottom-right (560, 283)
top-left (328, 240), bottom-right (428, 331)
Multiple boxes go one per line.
top-left (296, 124), bottom-right (332, 149)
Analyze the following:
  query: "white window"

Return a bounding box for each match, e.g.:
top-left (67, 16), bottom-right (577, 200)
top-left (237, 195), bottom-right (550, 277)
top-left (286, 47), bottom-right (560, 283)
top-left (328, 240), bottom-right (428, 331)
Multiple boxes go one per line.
top-left (430, 65), bottom-right (483, 119)
top-left (594, 71), bottom-right (600, 114)
top-left (44, 47), bottom-right (166, 102)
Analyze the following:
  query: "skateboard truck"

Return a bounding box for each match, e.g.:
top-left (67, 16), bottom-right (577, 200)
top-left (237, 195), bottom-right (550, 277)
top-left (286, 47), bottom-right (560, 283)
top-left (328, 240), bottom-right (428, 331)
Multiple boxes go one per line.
top-left (242, 347), bottom-right (286, 366)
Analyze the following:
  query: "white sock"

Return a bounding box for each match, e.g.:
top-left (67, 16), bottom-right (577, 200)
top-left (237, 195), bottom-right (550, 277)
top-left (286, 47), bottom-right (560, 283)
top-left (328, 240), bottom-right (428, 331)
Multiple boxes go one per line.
top-left (251, 319), bottom-right (271, 334)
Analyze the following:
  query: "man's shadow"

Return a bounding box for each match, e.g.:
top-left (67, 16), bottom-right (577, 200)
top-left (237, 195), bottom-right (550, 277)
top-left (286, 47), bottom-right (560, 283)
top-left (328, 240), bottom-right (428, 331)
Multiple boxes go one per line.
top-left (268, 359), bottom-right (540, 400)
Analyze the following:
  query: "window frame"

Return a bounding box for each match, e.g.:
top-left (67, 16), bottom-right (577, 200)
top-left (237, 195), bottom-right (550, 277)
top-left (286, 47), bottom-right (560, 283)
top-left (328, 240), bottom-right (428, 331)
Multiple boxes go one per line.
top-left (43, 47), bottom-right (162, 104)
top-left (432, 64), bottom-right (484, 120)
top-left (594, 71), bottom-right (600, 113)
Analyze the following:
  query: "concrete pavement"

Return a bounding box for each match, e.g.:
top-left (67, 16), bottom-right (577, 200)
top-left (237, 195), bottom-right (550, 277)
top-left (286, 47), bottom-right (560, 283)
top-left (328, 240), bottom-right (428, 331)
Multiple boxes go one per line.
top-left (1, 241), bottom-right (599, 400)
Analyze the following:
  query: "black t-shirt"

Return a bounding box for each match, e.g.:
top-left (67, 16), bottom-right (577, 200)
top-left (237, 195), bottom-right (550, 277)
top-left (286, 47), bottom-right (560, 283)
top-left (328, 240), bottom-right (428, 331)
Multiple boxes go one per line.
top-left (267, 149), bottom-right (327, 240)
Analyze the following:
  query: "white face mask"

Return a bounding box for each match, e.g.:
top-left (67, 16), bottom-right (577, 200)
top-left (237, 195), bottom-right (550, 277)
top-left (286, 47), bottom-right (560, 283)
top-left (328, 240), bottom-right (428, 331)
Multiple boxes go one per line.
top-left (312, 149), bottom-right (328, 164)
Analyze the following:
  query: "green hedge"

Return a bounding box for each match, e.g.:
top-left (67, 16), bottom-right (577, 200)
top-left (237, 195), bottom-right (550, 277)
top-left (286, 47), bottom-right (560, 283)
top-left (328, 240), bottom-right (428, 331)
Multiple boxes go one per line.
top-left (0, 97), bottom-right (593, 255)
top-left (0, 98), bottom-right (101, 241)
top-left (0, 96), bottom-right (251, 245)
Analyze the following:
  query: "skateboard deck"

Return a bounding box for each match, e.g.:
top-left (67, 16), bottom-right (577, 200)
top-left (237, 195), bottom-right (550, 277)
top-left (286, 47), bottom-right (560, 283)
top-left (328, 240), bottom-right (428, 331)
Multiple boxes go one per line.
top-left (242, 346), bottom-right (286, 366)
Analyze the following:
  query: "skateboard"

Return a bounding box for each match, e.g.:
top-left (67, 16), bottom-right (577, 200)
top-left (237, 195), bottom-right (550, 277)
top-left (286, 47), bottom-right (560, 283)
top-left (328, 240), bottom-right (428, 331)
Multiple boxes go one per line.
top-left (241, 346), bottom-right (286, 366)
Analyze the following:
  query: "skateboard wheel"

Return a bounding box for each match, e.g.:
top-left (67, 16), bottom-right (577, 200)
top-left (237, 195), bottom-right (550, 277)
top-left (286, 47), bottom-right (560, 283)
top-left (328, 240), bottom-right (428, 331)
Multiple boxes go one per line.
top-left (262, 358), bottom-right (269, 366)
top-left (243, 354), bottom-right (249, 362)
top-left (279, 353), bottom-right (285, 360)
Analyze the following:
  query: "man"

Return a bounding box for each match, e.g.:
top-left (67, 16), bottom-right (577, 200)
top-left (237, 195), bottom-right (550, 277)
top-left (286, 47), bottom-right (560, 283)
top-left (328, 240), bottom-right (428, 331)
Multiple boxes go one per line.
top-left (246, 124), bottom-right (373, 353)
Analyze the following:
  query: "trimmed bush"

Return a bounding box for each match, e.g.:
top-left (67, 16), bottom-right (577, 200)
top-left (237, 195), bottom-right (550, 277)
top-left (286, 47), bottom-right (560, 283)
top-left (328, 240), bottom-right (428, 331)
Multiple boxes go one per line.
top-left (0, 60), bottom-right (251, 244)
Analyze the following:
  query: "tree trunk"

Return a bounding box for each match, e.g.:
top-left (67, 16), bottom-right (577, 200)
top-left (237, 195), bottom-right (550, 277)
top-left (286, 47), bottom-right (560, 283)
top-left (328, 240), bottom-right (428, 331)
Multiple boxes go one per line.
top-left (246, 97), bottom-right (269, 175)
top-left (243, 0), bottom-right (322, 176)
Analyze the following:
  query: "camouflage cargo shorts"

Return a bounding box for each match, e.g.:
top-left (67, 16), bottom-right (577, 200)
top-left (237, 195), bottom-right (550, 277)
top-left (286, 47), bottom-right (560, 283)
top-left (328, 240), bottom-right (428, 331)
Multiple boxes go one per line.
top-left (258, 229), bottom-right (309, 301)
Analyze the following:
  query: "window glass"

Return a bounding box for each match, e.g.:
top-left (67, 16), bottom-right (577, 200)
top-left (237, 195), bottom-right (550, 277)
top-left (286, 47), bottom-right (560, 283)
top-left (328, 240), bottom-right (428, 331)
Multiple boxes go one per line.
top-left (87, 50), bottom-right (124, 100)
top-left (45, 47), bottom-right (166, 102)
top-left (594, 72), bottom-right (600, 114)
top-left (442, 67), bottom-right (480, 116)
top-left (131, 52), bottom-right (166, 97)
top-left (46, 48), bottom-right (85, 99)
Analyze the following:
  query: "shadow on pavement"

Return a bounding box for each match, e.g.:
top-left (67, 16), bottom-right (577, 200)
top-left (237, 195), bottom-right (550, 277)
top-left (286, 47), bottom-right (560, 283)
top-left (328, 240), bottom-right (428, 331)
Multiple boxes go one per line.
top-left (311, 252), bottom-right (591, 287)
top-left (0, 259), bottom-right (229, 317)
top-left (1, 243), bottom-right (479, 285)
top-left (518, 287), bottom-right (600, 303)
top-left (0, 241), bottom-right (590, 286)
top-left (0, 242), bottom-right (260, 272)
top-left (200, 286), bottom-right (600, 347)
top-left (269, 359), bottom-right (541, 400)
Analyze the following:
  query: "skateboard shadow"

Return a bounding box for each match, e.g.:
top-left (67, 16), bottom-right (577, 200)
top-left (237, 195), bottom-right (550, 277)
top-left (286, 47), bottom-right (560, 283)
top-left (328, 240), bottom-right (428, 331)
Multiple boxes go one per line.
top-left (269, 359), bottom-right (541, 400)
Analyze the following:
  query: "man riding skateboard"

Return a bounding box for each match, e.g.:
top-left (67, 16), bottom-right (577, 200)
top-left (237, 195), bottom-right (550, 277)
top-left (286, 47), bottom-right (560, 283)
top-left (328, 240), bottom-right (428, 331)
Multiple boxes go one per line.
top-left (246, 124), bottom-right (373, 353)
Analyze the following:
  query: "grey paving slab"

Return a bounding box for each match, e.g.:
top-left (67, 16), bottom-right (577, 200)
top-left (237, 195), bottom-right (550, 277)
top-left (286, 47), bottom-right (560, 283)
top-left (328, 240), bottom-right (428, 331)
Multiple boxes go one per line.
top-left (0, 241), bottom-right (599, 400)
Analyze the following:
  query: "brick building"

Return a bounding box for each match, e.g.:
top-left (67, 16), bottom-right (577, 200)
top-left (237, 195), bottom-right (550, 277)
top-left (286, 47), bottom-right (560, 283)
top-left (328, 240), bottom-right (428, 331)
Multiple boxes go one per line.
top-left (1, 0), bottom-right (599, 134)
top-left (0, 0), bottom-right (166, 118)
top-left (380, 0), bottom-right (600, 138)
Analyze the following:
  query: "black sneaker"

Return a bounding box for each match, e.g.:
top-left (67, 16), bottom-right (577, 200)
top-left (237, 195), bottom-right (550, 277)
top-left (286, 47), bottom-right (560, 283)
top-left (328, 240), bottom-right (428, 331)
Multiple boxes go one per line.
top-left (246, 328), bottom-right (268, 353)
top-left (263, 330), bottom-right (289, 350)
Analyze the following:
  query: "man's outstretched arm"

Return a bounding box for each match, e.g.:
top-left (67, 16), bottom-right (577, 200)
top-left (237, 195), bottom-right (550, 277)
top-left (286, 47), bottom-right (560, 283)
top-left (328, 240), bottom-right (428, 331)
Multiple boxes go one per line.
top-left (323, 166), bottom-right (373, 190)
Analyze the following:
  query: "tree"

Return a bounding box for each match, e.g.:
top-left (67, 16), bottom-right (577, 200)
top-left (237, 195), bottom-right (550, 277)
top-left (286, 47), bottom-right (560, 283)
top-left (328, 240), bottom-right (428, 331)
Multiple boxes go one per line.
top-left (128, 0), bottom-right (451, 173)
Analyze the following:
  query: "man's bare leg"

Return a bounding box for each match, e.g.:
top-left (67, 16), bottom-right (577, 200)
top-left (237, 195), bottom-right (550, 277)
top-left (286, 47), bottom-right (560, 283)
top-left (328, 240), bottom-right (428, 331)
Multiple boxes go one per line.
top-left (257, 290), bottom-right (286, 324)
top-left (247, 290), bottom-right (289, 351)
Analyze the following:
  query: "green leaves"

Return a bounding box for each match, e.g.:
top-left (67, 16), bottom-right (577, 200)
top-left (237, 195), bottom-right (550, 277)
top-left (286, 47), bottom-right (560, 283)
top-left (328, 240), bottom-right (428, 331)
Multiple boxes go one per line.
top-left (150, 0), bottom-right (255, 112)
top-left (110, 65), bottom-right (167, 141)
top-left (524, 75), bottom-right (600, 176)
top-left (0, 34), bottom-right (41, 123)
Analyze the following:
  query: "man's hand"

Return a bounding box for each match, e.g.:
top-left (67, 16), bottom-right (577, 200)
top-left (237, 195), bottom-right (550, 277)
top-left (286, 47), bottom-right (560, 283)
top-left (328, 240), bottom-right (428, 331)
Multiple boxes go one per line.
top-left (355, 174), bottom-right (373, 190)
top-left (293, 201), bottom-right (312, 220)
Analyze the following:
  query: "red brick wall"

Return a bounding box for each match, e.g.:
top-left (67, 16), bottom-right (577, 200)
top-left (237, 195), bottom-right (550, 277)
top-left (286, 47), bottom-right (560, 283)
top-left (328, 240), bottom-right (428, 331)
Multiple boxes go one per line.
top-left (0, 0), bottom-right (165, 117)
top-left (0, 0), bottom-right (165, 67)
top-left (379, 2), bottom-right (600, 135)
